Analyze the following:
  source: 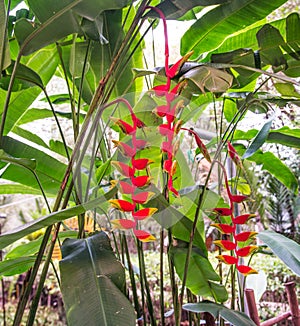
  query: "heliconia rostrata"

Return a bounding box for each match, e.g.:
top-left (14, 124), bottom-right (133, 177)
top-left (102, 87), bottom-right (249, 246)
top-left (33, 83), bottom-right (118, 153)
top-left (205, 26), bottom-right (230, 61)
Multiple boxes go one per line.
top-left (108, 6), bottom-right (258, 277)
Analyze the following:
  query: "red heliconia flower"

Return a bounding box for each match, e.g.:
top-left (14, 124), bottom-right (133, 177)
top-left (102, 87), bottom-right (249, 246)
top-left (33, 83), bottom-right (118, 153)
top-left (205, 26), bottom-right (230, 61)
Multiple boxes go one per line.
top-left (132, 191), bottom-right (155, 204)
top-left (153, 105), bottom-right (169, 118)
top-left (214, 240), bottom-right (236, 251)
top-left (132, 114), bottom-right (146, 129)
top-left (230, 194), bottom-right (248, 203)
top-left (168, 177), bottom-right (179, 197)
top-left (236, 265), bottom-right (258, 276)
top-left (232, 214), bottom-right (256, 225)
top-left (110, 117), bottom-right (135, 135)
top-left (158, 124), bottom-right (173, 137)
top-left (111, 219), bottom-right (136, 229)
top-left (152, 84), bottom-right (170, 97)
top-left (163, 159), bottom-right (173, 173)
top-left (133, 229), bottom-right (156, 242)
top-left (131, 175), bottom-right (151, 187)
top-left (161, 141), bottom-right (173, 154)
top-left (216, 255), bottom-right (238, 265)
top-left (227, 141), bottom-right (242, 168)
top-left (111, 161), bottom-right (134, 178)
top-left (109, 199), bottom-right (136, 212)
top-left (211, 223), bottom-right (235, 234)
top-left (112, 140), bottom-right (136, 157)
top-left (132, 208), bottom-right (158, 221)
top-left (131, 158), bottom-right (153, 170)
top-left (117, 180), bottom-right (136, 194)
top-left (236, 245), bottom-right (258, 257)
top-left (234, 231), bottom-right (257, 242)
top-left (166, 52), bottom-right (194, 78)
top-left (213, 207), bottom-right (233, 216)
top-left (133, 139), bottom-right (148, 150)
top-left (165, 82), bottom-right (184, 102)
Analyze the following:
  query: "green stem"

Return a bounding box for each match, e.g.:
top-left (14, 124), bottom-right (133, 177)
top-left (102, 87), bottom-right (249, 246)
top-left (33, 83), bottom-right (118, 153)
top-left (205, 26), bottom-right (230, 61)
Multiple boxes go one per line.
top-left (160, 228), bottom-right (165, 326)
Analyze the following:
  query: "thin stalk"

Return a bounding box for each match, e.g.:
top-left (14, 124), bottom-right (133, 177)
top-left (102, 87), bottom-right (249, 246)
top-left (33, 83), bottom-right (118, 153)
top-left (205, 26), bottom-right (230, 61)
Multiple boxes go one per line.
top-left (159, 228), bottom-right (165, 326)
top-left (167, 231), bottom-right (180, 326)
top-left (136, 240), bottom-right (147, 325)
top-left (138, 241), bottom-right (157, 326)
top-left (43, 89), bottom-right (70, 160)
top-left (0, 221), bottom-right (6, 326)
top-left (123, 234), bottom-right (141, 319)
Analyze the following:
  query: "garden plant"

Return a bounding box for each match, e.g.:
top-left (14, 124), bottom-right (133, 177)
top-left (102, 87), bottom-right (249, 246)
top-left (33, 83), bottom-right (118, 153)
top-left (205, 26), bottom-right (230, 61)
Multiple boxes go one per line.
top-left (0, 0), bottom-right (300, 325)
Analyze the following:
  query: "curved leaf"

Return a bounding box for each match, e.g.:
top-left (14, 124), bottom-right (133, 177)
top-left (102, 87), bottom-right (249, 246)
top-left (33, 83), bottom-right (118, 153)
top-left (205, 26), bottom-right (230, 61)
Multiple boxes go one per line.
top-left (183, 301), bottom-right (257, 326)
top-left (258, 230), bottom-right (300, 276)
top-left (0, 187), bottom-right (117, 250)
top-left (171, 247), bottom-right (228, 303)
top-left (242, 114), bottom-right (274, 159)
top-left (0, 0), bottom-right (11, 71)
top-left (247, 150), bottom-right (298, 193)
top-left (60, 232), bottom-right (136, 326)
top-left (181, 0), bottom-right (287, 58)
top-left (0, 256), bottom-right (37, 277)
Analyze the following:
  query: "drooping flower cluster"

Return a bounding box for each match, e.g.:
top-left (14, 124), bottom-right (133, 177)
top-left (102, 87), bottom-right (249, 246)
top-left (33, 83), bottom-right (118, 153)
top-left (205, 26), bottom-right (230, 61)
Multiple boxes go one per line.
top-left (213, 142), bottom-right (258, 276)
top-left (109, 98), bottom-right (158, 242)
top-left (148, 6), bottom-right (193, 197)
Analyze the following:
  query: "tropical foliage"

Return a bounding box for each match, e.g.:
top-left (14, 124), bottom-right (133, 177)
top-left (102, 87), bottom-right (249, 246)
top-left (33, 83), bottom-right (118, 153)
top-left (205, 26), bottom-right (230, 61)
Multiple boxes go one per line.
top-left (0, 0), bottom-right (299, 325)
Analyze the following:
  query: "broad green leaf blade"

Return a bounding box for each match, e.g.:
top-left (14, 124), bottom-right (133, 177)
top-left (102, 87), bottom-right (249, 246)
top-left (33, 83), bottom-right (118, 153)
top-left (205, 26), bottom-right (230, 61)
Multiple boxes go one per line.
top-left (0, 187), bottom-right (117, 250)
top-left (145, 0), bottom-right (228, 20)
top-left (0, 136), bottom-right (66, 194)
top-left (181, 0), bottom-right (287, 58)
top-left (12, 126), bottom-right (49, 148)
top-left (242, 114), bottom-right (274, 159)
top-left (258, 230), bottom-right (300, 276)
top-left (274, 82), bottom-right (300, 98)
top-left (5, 237), bottom-right (44, 259)
top-left (0, 256), bottom-right (37, 277)
top-left (171, 247), bottom-right (228, 303)
top-left (183, 302), bottom-right (257, 326)
top-left (60, 232), bottom-right (136, 326)
top-left (268, 126), bottom-right (300, 148)
top-left (0, 183), bottom-right (42, 195)
top-left (247, 150), bottom-right (298, 193)
top-left (0, 0), bottom-right (11, 71)
top-left (0, 149), bottom-right (36, 170)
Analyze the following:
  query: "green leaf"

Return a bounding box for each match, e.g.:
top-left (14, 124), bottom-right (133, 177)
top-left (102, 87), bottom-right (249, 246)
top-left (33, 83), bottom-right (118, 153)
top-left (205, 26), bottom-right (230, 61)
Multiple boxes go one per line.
top-left (258, 230), bottom-right (300, 276)
top-left (145, 0), bottom-right (228, 20)
top-left (60, 232), bottom-right (136, 326)
top-left (247, 150), bottom-right (298, 193)
top-left (0, 136), bottom-right (66, 194)
top-left (181, 0), bottom-right (287, 58)
top-left (12, 126), bottom-right (49, 148)
top-left (242, 114), bottom-right (274, 159)
top-left (268, 127), bottom-right (300, 148)
top-left (0, 0), bottom-right (11, 71)
top-left (0, 256), bottom-right (37, 277)
top-left (181, 65), bottom-right (233, 93)
top-left (183, 301), bottom-right (257, 326)
top-left (172, 247), bottom-right (228, 302)
top-left (0, 187), bottom-right (117, 250)
top-left (0, 183), bottom-right (42, 195)
top-left (274, 82), bottom-right (300, 98)
top-left (0, 148), bottom-right (36, 170)
top-left (5, 237), bottom-right (44, 260)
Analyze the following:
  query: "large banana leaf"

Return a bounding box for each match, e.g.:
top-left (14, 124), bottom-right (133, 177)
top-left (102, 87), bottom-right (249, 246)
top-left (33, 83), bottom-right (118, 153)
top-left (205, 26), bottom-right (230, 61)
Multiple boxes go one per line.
top-left (258, 230), bottom-right (300, 276)
top-left (183, 301), bottom-right (257, 326)
top-left (181, 0), bottom-right (287, 58)
top-left (60, 231), bottom-right (136, 326)
top-left (171, 246), bottom-right (228, 303)
top-left (0, 0), bottom-right (11, 71)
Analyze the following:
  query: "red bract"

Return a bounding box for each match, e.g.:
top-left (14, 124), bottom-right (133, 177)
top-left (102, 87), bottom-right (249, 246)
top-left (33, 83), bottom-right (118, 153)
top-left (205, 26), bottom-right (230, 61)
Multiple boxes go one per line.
top-left (154, 105), bottom-right (169, 117)
top-left (230, 194), bottom-right (248, 203)
top-left (109, 199), bottom-right (136, 212)
top-left (166, 52), bottom-right (193, 78)
top-left (132, 208), bottom-right (158, 221)
top-left (168, 177), bottom-right (179, 197)
top-left (236, 265), bottom-right (258, 276)
top-left (132, 158), bottom-right (153, 170)
top-left (216, 255), bottom-right (238, 265)
top-left (235, 231), bottom-right (257, 242)
top-left (111, 219), bottom-right (136, 229)
top-left (133, 229), bottom-right (156, 242)
top-left (236, 246), bottom-right (258, 257)
top-left (232, 214), bottom-right (256, 225)
top-left (214, 240), bottom-right (236, 251)
top-left (133, 139), bottom-right (148, 149)
top-left (117, 181), bottom-right (136, 194)
top-left (110, 117), bottom-right (135, 135)
top-left (112, 140), bottom-right (136, 157)
top-left (211, 223), bottom-right (235, 234)
top-left (227, 141), bottom-right (242, 168)
top-left (132, 192), bottom-right (155, 204)
top-left (213, 207), bottom-right (233, 216)
top-left (111, 161), bottom-right (134, 177)
top-left (131, 175), bottom-right (151, 187)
